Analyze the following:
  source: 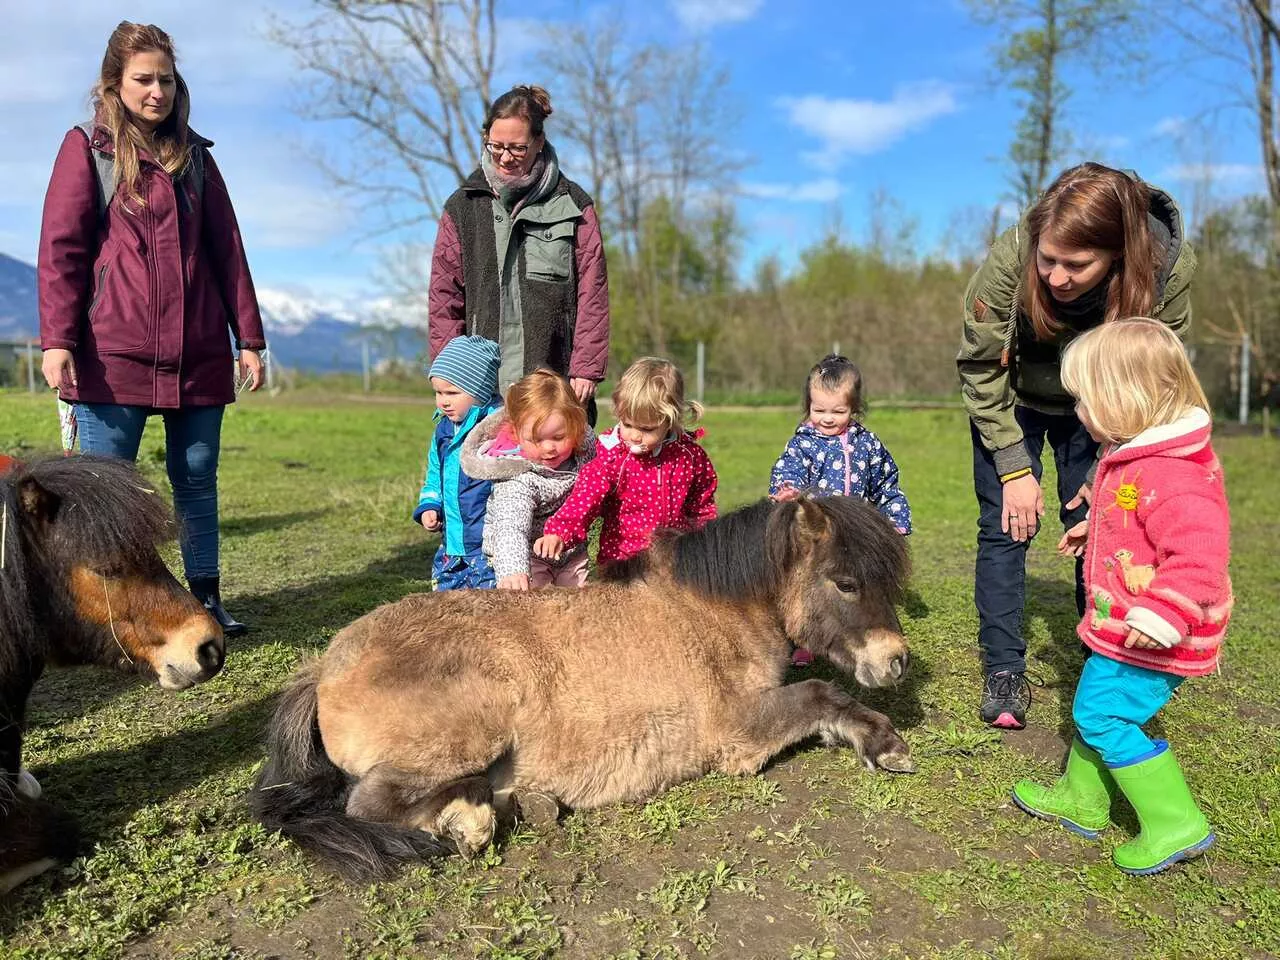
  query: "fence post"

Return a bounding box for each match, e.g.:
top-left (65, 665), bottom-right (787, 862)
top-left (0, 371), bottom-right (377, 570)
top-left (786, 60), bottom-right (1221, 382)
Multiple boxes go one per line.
top-left (1239, 334), bottom-right (1251, 426)
top-left (832, 341), bottom-right (840, 357)
top-left (25, 340), bottom-right (36, 393)
top-left (362, 339), bottom-right (371, 393)
top-left (695, 341), bottom-right (705, 406)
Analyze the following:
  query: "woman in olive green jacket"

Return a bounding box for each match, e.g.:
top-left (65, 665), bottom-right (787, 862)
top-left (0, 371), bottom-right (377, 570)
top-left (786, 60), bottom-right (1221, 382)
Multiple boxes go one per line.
top-left (957, 162), bottom-right (1196, 729)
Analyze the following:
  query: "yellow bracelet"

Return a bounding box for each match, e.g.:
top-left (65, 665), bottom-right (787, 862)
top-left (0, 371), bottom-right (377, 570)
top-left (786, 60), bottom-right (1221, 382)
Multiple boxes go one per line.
top-left (1000, 468), bottom-right (1033, 483)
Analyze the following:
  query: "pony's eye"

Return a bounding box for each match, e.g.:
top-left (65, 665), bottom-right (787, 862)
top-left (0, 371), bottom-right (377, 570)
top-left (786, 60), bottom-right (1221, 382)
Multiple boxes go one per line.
top-left (833, 578), bottom-right (859, 594)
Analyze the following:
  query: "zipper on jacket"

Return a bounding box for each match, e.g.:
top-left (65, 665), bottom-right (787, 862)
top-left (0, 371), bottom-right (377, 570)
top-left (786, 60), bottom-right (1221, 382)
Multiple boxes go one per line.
top-left (87, 263), bottom-right (109, 320)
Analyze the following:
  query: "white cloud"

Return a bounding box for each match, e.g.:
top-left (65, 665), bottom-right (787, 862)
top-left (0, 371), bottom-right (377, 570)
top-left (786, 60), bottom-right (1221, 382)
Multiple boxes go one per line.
top-left (1158, 163), bottom-right (1262, 183)
top-left (778, 82), bottom-right (960, 167)
top-left (670, 0), bottom-right (763, 31)
top-left (741, 178), bottom-right (842, 203)
top-left (1152, 116), bottom-right (1187, 138)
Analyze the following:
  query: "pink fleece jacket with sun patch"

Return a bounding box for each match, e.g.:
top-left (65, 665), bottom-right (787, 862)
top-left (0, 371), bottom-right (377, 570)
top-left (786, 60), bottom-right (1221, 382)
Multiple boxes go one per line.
top-left (1079, 408), bottom-right (1232, 678)
top-left (543, 426), bottom-right (718, 563)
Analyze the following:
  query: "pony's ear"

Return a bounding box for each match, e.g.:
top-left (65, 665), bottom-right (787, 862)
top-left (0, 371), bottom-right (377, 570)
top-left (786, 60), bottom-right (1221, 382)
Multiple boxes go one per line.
top-left (18, 477), bottom-right (60, 524)
top-left (791, 497), bottom-right (831, 552)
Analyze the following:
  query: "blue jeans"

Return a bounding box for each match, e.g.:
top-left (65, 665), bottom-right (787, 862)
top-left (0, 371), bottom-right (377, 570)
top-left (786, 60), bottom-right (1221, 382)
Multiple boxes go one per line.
top-left (77, 403), bottom-right (224, 581)
top-left (971, 405), bottom-right (1098, 674)
top-left (1072, 653), bottom-right (1183, 767)
top-left (431, 546), bottom-right (495, 591)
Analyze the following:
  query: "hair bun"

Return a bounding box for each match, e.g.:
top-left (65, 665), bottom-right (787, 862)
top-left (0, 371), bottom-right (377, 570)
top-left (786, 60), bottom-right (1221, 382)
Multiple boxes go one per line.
top-left (522, 84), bottom-right (553, 118)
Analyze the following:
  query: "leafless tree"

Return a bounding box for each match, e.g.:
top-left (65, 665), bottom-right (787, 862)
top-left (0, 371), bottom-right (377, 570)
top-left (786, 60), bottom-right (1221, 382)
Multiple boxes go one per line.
top-left (270, 0), bottom-right (497, 231)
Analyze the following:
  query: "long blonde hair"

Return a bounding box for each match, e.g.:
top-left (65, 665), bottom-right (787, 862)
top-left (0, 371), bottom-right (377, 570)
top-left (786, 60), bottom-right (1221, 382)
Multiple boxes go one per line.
top-left (612, 358), bottom-right (702, 436)
top-left (92, 21), bottom-right (193, 213)
top-left (1060, 318), bottom-right (1208, 444)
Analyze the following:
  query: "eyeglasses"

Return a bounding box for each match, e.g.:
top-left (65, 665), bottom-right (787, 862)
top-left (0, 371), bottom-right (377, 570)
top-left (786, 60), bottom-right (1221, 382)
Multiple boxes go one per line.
top-left (484, 140), bottom-right (532, 160)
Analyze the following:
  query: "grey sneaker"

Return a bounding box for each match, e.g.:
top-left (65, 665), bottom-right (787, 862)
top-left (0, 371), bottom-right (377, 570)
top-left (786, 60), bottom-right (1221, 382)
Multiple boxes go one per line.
top-left (980, 670), bottom-right (1033, 729)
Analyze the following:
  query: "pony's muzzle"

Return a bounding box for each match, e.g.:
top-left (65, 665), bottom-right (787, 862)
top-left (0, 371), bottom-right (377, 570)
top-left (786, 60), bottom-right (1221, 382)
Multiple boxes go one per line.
top-left (196, 637), bottom-right (225, 677)
top-left (154, 616), bottom-right (226, 689)
top-left (854, 628), bottom-right (911, 688)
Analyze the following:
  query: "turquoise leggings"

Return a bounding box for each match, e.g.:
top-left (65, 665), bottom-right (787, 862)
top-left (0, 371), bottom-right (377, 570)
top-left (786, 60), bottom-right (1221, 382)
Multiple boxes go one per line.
top-left (1073, 653), bottom-right (1184, 768)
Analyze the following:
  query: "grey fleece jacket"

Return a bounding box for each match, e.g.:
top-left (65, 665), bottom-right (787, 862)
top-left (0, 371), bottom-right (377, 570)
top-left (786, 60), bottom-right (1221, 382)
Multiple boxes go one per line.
top-left (459, 409), bottom-right (597, 578)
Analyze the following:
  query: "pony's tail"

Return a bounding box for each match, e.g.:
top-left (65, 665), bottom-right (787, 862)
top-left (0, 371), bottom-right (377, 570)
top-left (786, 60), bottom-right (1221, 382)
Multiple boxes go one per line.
top-left (248, 660), bottom-right (449, 882)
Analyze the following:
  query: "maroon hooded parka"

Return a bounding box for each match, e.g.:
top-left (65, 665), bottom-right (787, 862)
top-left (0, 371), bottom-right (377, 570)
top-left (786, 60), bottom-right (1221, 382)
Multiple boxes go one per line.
top-left (38, 123), bottom-right (266, 408)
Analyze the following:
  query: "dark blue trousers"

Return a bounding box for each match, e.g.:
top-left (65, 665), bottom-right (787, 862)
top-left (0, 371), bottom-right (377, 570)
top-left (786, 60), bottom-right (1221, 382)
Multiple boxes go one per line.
top-left (971, 406), bottom-right (1098, 674)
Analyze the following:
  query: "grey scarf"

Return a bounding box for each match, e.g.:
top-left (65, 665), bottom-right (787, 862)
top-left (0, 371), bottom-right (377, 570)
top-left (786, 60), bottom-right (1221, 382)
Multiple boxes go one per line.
top-left (482, 140), bottom-right (561, 213)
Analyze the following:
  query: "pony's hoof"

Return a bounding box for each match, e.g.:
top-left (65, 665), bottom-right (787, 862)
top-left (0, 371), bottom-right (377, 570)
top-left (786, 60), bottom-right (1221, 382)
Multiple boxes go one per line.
top-left (438, 800), bottom-right (496, 860)
top-left (875, 747), bottom-right (916, 773)
top-left (516, 791), bottom-right (562, 827)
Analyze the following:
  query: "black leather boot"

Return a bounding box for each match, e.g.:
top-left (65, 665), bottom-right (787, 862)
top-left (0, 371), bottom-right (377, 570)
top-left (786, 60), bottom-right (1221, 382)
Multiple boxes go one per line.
top-left (188, 576), bottom-right (247, 638)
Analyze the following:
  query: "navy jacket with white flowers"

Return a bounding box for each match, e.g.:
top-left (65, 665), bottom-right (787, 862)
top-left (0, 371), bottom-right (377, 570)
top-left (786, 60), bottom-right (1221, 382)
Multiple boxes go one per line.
top-left (769, 422), bottom-right (912, 533)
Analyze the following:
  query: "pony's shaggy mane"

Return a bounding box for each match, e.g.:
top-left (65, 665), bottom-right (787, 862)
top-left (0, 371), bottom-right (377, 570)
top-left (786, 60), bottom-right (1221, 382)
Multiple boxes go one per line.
top-left (0, 456), bottom-right (175, 678)
top-left (600, 497), bottom-right (909, 603)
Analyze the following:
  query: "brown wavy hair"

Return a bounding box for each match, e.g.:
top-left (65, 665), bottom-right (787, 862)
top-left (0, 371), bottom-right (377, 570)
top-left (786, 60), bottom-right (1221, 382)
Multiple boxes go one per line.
top-left (483, 85), bottom-right (554, 138)
top-left (1021, 162), bottom-right (1160, 341)
top-left (92, 21), bottom-right (192, 213)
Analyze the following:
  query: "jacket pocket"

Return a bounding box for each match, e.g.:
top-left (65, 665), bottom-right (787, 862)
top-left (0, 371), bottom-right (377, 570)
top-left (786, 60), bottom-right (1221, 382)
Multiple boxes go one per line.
top-left (523, 219), bottom-right (575, 282)
top-left (89, 258), bottom-right (153, 355)
top-left (86, 263), bottom-right (109, 322)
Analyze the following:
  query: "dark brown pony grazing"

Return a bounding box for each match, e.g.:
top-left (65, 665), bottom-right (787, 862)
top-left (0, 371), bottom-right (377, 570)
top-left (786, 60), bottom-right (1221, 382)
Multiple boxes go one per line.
top-left (251, 496), bottom-right (914, 882)
top-left (0, 456), bottom-right (225, 894)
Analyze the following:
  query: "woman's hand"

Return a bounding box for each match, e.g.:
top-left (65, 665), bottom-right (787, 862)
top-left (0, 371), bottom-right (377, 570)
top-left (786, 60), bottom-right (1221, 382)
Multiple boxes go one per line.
top-left (533, 534), bottom-right (564, 560)
top-left (238, 350), bottom-right (264, 392)
top-left (1064, 482), bottom-right (1092, 513)
top-left (498, 573), bottom-right (530, 591)
top-left (1002, 473), bottom-right (1044, 542)
top-left (41, 348), bottom-right (77, 391)
top-left (570, 378), bottom-right (597, 403)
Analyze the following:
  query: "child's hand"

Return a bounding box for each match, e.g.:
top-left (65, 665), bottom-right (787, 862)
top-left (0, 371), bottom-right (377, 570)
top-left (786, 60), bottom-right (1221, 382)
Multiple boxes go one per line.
top-left (533, 534), bottom-right (564, 560)
top-left (1057, 520), bottom-right (1089, 557)
top-left (1123, 627), bottom-right (1163, 650)
top-left (420, 510), bottom-right (441, 532)
top-left (498, 573), bottom-right (530, 591)
top-left (771, 484), bottom-right (801, 502)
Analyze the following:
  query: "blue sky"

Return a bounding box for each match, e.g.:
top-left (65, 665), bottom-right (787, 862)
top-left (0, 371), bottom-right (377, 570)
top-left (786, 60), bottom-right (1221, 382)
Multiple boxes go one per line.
top-left (0, 0), bottom-right (1265, 306)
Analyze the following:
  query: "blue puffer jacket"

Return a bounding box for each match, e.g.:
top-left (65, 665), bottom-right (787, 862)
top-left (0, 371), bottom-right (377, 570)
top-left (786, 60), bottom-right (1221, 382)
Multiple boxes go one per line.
top-left (413, 399), bottom-right (503, 556)
top-left (769, 421), bottom-right (913, 534)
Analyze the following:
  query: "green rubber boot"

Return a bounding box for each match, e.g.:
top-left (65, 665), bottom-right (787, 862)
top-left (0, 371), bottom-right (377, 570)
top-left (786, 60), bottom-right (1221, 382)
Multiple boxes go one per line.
top-left (1109, 746), bottom-right (1214, 875)
top-left (1012, 739), bottom-right (1116, 839)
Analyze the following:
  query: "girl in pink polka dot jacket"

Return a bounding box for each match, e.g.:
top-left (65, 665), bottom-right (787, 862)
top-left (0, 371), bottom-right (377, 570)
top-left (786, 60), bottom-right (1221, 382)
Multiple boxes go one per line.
top-left (535, 357), bottom-right (718, 568)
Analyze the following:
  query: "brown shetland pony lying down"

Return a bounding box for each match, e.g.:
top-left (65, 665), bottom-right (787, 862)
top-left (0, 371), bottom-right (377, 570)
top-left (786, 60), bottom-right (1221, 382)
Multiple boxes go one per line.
top-left (251, 495), bottom-right (914, 882)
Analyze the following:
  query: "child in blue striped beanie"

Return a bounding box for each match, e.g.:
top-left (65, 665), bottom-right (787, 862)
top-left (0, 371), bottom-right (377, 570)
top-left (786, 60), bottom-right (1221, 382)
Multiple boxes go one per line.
top-left (413, 335), bottom-right (503, 590)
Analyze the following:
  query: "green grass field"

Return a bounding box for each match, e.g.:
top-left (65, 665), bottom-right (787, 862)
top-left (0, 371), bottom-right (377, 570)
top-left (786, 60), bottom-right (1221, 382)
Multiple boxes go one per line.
top-left (0, 390), bottom-right (1277, 960)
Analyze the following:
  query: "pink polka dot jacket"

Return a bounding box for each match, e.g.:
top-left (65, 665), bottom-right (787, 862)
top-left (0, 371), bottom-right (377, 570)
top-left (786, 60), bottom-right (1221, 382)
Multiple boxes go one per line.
top-left (543, 426), bottom-right (718, 563)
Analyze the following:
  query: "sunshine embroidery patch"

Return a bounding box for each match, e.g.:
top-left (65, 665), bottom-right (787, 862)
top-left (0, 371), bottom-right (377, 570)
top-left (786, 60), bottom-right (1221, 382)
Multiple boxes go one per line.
top-left (1102, 469), bottom-right (1142, 528)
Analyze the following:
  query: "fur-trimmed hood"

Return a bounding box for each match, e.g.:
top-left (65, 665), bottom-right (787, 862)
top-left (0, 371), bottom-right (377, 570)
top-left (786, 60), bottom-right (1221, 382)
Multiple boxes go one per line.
top-left (460, 408), bottom-right (596, 481)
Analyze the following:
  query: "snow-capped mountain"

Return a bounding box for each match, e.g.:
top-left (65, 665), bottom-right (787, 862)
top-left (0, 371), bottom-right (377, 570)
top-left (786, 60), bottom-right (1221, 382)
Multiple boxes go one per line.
top-left (0, 251), bottom-right (425, 372)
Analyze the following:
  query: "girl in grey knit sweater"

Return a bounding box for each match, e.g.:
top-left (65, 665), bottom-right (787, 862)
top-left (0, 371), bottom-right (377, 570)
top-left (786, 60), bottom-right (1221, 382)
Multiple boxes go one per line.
top-left (460, 369), bottom-right (597, 590)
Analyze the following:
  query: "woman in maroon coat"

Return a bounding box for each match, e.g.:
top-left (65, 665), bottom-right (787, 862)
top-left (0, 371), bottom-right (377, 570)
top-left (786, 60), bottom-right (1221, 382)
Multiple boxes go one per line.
top-left (38, 21), bottom-right (266, 636)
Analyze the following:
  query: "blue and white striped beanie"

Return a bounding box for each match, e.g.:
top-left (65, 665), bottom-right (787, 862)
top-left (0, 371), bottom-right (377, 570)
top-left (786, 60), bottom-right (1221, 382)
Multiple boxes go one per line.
top-left (428, 335), bottom-right (501, 404)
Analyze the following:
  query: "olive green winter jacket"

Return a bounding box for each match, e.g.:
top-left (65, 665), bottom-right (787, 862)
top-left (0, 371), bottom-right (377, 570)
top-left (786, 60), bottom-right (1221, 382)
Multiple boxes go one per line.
top-left (957, 181), bottom-right (1196, 479)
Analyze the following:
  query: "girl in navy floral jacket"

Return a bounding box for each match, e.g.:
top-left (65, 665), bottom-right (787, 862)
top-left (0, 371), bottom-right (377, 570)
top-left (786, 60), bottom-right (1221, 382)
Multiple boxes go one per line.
top-left (770, 356), bottom-right (911, 667)
top-left (769, 355), bottom-right (912, 533)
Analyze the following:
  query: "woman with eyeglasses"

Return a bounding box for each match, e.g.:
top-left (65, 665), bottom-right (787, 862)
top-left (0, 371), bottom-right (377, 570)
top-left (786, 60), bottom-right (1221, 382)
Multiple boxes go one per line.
top-left (957, 162), bottom-right (1195, 731)
top-left (428, 85), bottom-right (610, 419)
